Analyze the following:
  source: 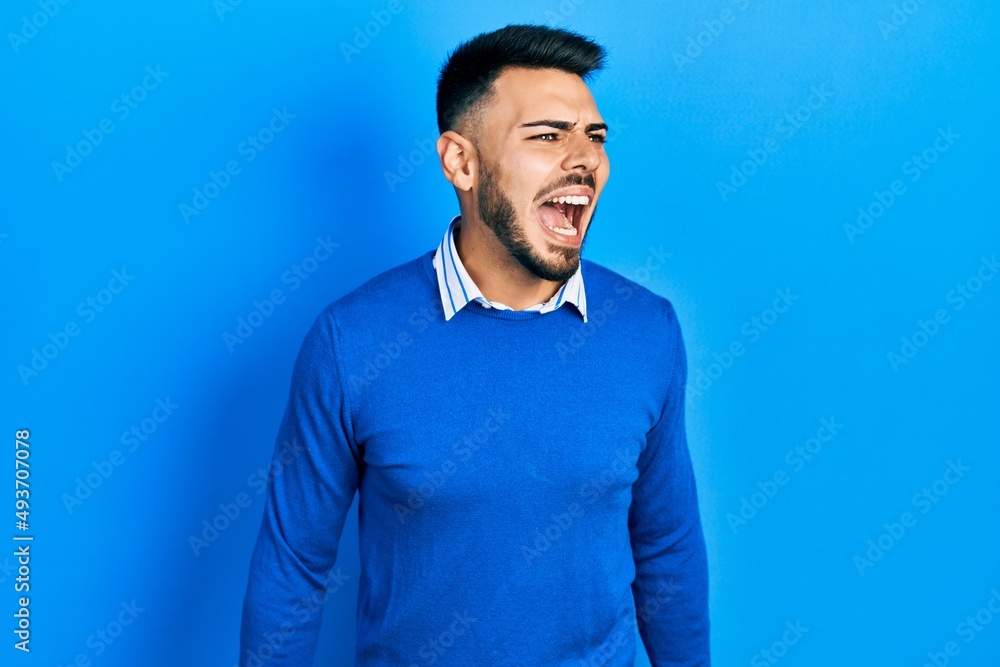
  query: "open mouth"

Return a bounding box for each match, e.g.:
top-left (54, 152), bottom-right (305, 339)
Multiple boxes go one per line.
top-left (537, 194), bottom-right (590, 238)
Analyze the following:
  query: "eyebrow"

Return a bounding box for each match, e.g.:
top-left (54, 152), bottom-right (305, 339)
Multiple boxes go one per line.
top-left (518, 120), bottom-right (609, 133)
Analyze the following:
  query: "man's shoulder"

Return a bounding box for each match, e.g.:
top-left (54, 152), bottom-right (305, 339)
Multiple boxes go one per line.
top-left (316, 248), bottom-right (437, 328)
top-left (580, 256), bottom-right (681, 330)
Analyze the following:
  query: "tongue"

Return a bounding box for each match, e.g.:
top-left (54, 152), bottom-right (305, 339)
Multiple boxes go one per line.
top-left (539, 203), bottom-right (571, 229)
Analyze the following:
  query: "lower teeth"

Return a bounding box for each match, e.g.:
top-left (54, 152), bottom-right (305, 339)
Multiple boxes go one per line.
top-left (547, 224), bottom-right (576, 236)
top-left (545, 211), bottom-right (576, 236)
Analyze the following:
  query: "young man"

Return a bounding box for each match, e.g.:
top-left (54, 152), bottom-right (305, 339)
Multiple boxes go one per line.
top-left (240, 23), bottom-right (710, 666)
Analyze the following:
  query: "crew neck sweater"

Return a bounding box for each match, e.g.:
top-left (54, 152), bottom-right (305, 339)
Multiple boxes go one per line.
top-left (239, 248), bottom-right (710, 666)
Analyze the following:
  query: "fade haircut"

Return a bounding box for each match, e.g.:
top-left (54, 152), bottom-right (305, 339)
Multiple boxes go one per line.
top-left (436, 24), bottom-right (607, 141)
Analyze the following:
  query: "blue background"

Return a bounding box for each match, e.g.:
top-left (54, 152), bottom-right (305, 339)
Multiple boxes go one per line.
top-left (3, 0), bottom-right (998, 665)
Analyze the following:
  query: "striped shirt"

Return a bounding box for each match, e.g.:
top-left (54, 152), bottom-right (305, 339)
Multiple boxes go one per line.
top-left (431, 214), bottom-right (588, 322)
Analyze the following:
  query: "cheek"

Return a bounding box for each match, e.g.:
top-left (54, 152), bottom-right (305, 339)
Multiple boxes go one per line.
top-left (509, 153), bottom-right (552, 191)
top-left (598, 158), bottom-right (611, 185)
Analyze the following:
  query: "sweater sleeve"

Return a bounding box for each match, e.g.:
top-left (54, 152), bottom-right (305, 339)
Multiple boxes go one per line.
top-left (239, 307), bottom-right (361, 666)
top-left (628, 302), bottom-right (710, 666)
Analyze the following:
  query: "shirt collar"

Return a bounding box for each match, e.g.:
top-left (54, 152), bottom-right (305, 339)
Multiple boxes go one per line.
top-left (431, 214), bottom-right (588, 322)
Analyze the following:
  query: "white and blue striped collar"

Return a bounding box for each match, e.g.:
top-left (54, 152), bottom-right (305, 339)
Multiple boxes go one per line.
top-left (431, 214), bottom-right (588, 323)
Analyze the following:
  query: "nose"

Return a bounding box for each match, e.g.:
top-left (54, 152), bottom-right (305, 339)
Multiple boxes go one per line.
top-left (561, 130), bottom-right (604, 174)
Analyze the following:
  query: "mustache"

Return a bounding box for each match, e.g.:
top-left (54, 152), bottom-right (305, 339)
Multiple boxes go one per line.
top-left (538, 173), bottom-right (595, 199)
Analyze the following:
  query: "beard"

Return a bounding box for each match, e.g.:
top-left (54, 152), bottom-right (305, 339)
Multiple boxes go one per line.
top-left (475, 159), bottom-right (595, 283)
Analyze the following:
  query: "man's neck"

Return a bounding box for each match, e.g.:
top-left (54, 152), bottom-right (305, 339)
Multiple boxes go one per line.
top-left (454, 219), bottom-right (564, 310)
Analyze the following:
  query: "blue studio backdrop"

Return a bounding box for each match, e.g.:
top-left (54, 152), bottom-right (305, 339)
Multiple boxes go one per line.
top-left (3, 1), bottom-right (998, 665)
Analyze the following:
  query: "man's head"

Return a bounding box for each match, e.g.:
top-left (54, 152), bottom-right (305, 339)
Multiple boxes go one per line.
top-left (436, 24), bottom-right (610, 283)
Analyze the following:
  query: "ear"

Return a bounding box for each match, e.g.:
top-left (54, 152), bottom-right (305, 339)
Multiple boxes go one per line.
top-left (437, 131), bottom-right (477, 192)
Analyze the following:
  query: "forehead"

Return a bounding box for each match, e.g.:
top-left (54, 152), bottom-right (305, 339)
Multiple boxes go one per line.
top-left (486, 66), bottom-right (601, 126)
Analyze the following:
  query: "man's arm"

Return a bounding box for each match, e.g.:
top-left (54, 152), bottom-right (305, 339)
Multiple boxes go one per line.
top-left (628, 302), bottom-right (710, 666)
top-left (239, 307), bottom-right (362, 665)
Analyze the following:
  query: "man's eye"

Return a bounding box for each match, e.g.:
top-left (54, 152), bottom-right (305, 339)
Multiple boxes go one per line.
top-left (590, 134), bottom-right (607, 144)
top-left (534, 133), bottom-right (558, 140)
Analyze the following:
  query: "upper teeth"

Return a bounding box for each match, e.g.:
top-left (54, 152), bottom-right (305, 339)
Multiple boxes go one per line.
top-left (547, 195), bottom-right (590, 206)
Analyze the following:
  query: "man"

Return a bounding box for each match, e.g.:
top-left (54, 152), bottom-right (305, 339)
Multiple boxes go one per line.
top-left (240, 23), bottom-right (710, 666)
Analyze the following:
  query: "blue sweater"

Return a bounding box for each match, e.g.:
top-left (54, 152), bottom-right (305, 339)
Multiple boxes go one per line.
top-left (239, 248), bottom-right (710, 666)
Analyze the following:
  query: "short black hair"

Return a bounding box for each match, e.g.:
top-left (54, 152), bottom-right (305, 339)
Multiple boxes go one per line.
top-left (436, 24), bottom-right (607, 138)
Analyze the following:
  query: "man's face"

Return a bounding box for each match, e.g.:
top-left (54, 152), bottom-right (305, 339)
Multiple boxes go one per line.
top-left (471, 66), bottom-right (610, 283)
